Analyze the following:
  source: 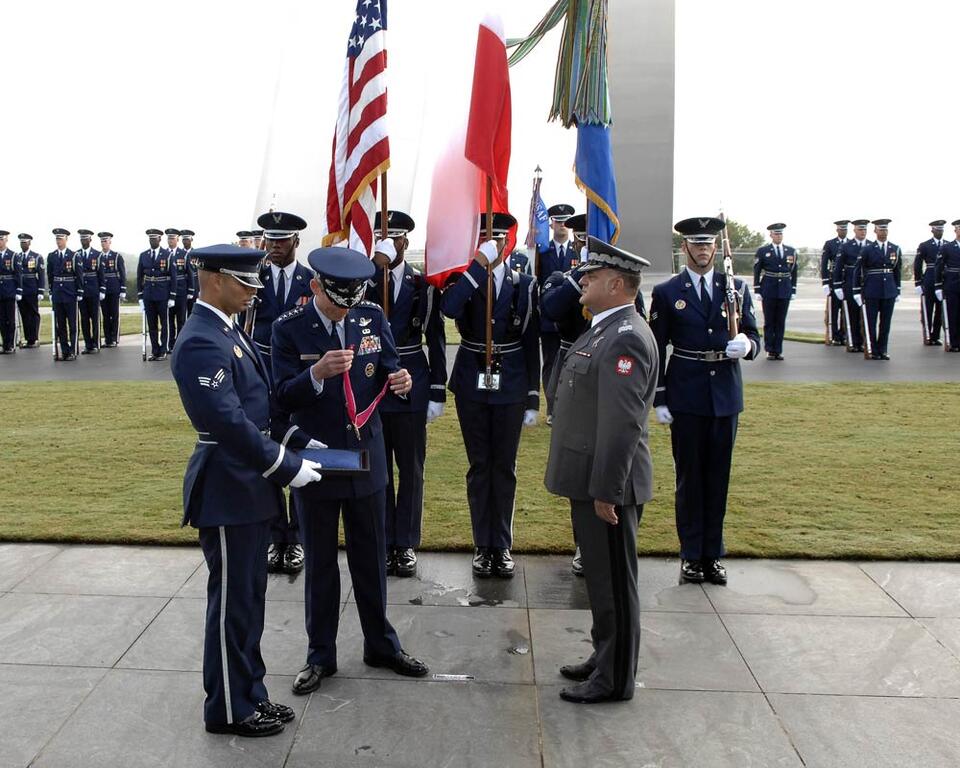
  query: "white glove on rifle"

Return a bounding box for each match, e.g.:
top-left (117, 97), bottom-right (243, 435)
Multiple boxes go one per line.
top-left (305, 438), bottom-right (328, 450)
top-left (167, 298), bottom-right (175, 308)
top-left (853, 294), bottom-right (863, 307)
top-left (523, 409), bottom-right (538, 427)
top-left (289, 459), bottom-right (323, 488)
top-left (895, 295), bottom-right (900, 304)
top-left (936, 289), bottom-right (944, 301)
top-left (99, 291), bottom-right (106, 301)
top-left (655, 405), bottom-right (673, 425)
top-left (15, 294), bottom-right (21, 302)
top-left (834, 288), bottom-right (845, 301)
top-left (138, 299), bottom-right (145, 311)
top-left (38, 291), bottom-right (45, 301)
top-left (374, 239), bottom-right (397, 261)
top-left (915, 285), bottom-right (923, 295)
top-left (725, 332), bottom-right (750, 359)
top-left (426, 401), bottom-right (445, 423)
top-left (120, 292), bottom-right (127, 301)
top-left (822, 284), bottom-right (831, 296)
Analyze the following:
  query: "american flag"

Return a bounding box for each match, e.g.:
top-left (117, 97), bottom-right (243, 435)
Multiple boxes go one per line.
top-left (323, 0), bottom-right (389, 255)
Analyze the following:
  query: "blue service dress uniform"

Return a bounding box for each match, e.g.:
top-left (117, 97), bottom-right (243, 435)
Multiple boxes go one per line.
top-left (168, 247), bottom-right (190, 351)
top-left (820, 236), bottom-right (847, 343)
top-left (171, 302), bottom-right (302, 728)
top-left (185, 248), bottom-right (199, 314)
top-left (0, 248), bottom-right (21, 352)
top-left (833, 238), bottom-right (869, 350)
top-left (271, 300), bottom-right (403, 669)
top-left (649, 270), bottom-right (760, 561)
top-left (98, 250), bottom-right (126, 346)
top-left (508, 250), bottom-right (532, 275)
top-left (136, 247), bottom-right (177, 357)
top-left (853, 240), bottom-right (901, 357)
top-left (537, 240), bottom-right (580, 413)
top-left (914, 237), bottom-right (943, 344)
top-left (753, 242), bottom-right (797, 356)
top-left (47, 248), bottom-right (82, 357)
top-left (935, 240), bottom-right (960, 351)
top-left (245, 259), bottom-right (315, 547)
top-left (366, 263), bottom-right (447, 552)
top-left (15, 249), bottom-right (44, 347)
top-left (441, 259), bottom-right (540, 550)
top-left (77, 248), bottom-right (104, 351)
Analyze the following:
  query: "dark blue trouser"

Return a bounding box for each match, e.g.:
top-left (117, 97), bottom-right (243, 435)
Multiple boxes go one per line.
top-left (0, 298), bottom-right (16, 350)
top-left (670, 412), bottom-right (739, 560)
top-left (168, 295), bottom-right (188, 351)
top-left (943, 292), bottom-right (959, 350)
top-left (144, 299), bottom-right (168, 356)
top-left (198, 520), bottom-right (271, 726)
top-left (864, 298), bottom-right (895, 355)
top-left (53, 300), bottom-right (78, 356)
top-left (455, 398), bottom-right (525, 549)
top-left (842, 296), bottom-right (863, 348)
top-left (761, 296), bottom-right (790, 354)
top-left (100, 294), bottom-right (121, 345)
top-left (921, 290), bottom-right (942, 343)
top-left (294, 489), bottom-right (400, 667)
top-left (270, 491), bottom-right (300, 545)
top-left (382, 410), bottom-right (427, 549)
top-left (78, 293), bottom-right (100, 350)
top-left (18, 291), bottom-right (40, 344)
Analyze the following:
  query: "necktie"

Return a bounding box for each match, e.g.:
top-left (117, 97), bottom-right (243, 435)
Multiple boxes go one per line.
top-left (388, 271), bottom-right (396, 303)
top-left (276, 268), bottom-right (286, 305)
top-left (776, 245), bottom-right (782, 259)
top-left (330, 320), bottom-right (343, 349)
top-left (699, 275), bottom-right (711, 313)
top-left (882, 243), bottom-right (887, 256)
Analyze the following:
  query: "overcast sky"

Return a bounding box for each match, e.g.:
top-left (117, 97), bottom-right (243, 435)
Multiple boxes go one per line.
top-left (3, 0), bottom-right (957, 255)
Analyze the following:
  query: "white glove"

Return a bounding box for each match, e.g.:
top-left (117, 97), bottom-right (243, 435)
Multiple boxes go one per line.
top-left (523, 409), bottom-right (538, 427)
top-left (38, 291), bottom-right (45, 301)
top-left (475, 239), bottom-right (499, 266)
top-left (725, 332), bottom-right (750, 359)
top-left (374, 239), bottom-right (397, 261)
top-left (895, 296), bottom-right (900, 304)
top-left (822, 284), bottom-right (831, 296)
top-left (426, 401), bottom-right (445, 423)
top-left (834, 288), bottom-right (844, 301)
top-left (936, 289), bottom-right (944, 301)
top-left (120, 292), bottom-right (127, 301)
top-left (853, 294), bottom-right (863, 307)
top-left (138, 299), bottom-right (145, 311)
top-left (580, 245), bottom-right (588, 262)
top-left (915, 285), bottom-right (923, 295)
top-left (305, 438), bottom-right (328, 450)
top-left (167, 299), bottom-right (175, 308)
top-left (655, 405), bottom-right (673, 425)
top-left (99, 291), bottom-right (105, 301)
top-left (15, 294), bottom-right (21, 302)
top-left (289, 459), bottom-right (323, 488)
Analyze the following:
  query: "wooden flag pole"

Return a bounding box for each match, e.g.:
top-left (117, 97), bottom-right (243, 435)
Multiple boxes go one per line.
top-left (485, 175), bottom-right (494, 385)
top-left (380, 171), bottom-right (390, 318)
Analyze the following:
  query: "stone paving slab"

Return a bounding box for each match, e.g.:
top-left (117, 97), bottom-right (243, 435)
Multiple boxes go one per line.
top-left (0, 543), bottom-right (62, 592)
top-left (859, 561), bottom-right (960, 617)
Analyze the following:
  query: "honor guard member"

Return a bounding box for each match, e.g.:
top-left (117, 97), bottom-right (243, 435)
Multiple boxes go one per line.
top-left (136, 228), bottom-right (177, 360)
top-left (0, 231), bottom-right (21, 353)
top-left (166, 228), bottom-right (189, 351)
top-left (544, 236), bottom-right (657, 704)
top-left (237, 230), bottom-right (254, 248)
top-left (935, 219), bottom-right (960, 351)
top-left (507, 249), bottom-right (532, 275)
top-left (182, 229), bottom-right (198, 314)
top-left (75, 229), bottom-right (103, 353)
top-left (650, 217), bottom-right (760, 586)
top-left (820, 220), bottom-right (849, 345)
top-left (541, 213), bottom-right (645, 577)
top-left (97, 232), bottom-right (126, 347)
top-left (441, 212), bottom-right (541, 579)
top-left (47, 228), bottom-right (82, 360)
top-left (368, 210), bottom-right (447, 577)
top-left (853, 219), bottom-right (901, 360)
top-left (272, 246), bottom-right (429, 695)
top-left (250, 210), bottom-right (313, 575)
top-left (170, 244), bottom-right (324, 737)
top-left (914, 220), bottom-right (945, 345)
top-left (537, 203), bottom-right (578, 419)
top-left (253, 229), bottom-right (265, 250)
top-left (832, 219), bottom-right (870, 352)
top-left (15, 234), bottom-right (44, 348)
top-left (753, 223), bottom-right (797, 360)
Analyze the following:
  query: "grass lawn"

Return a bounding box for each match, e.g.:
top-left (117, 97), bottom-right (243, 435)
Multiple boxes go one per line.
top-left (0, 381), bottom-right (957, 559)
top-left (35, 312), bottom-right (144, 346)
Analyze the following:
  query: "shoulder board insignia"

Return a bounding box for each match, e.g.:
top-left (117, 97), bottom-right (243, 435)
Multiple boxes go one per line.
top-left (277, 305), bottom-right (306, 323)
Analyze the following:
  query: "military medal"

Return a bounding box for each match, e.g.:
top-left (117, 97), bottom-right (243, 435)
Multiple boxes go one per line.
top-left (343, 343), bottom-right (390, 443)
top-left (233, 345), bottom-right (243, 358)
top-left (675, 299), bottom-right (686, 310)
top-left (365, 362), bottom-right (375, 377)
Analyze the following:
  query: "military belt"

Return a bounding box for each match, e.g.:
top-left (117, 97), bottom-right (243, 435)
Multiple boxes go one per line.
top-left (0, 275), bottom-right (14, 281)
top-left (844, 265), bottom-right (857, 271)
top-left (53, 276), bottom-right (76, 283)
top-left (865, 269), bottom-right (893, 275)
top-left (396, 343), bottom-right (424, 356)
top-left (196, 428), bottom-right (269, 445)
top-left (103, 272), bottom-right (120, 278)
top-left (672, 347), bottom-right (731, 362)
top-left (144, 276), bottom-right (169, 283)
top-left (761, 271), bottom-right (792, 278)
top-left (459, 339), bottom-right (522, 355)
top-left (945, 268), bottom-right (960, 274)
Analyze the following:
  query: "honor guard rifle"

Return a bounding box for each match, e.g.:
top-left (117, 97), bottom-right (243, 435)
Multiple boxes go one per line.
top-left (718, 212), bottom-right (741, 339)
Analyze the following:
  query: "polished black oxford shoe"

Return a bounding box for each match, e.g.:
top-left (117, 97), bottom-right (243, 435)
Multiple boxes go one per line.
top-left (385, 548), bottom-right (397, 576)
top-left (394, 548), bottom-right (417, 577)
top-left (363, 650), bottom-right (429, 677)
top-left (559, 660), bottom-right (596, 682)
top-left (266, 544), bottom-right (284, 573)
top-left (206, 711), bottom-right (283, 737)
top-left (703, 559), bottom-right (728, 586)
top-left (292, 663), bottom-right (337, 695)
top-left (679, 559), bottom-right (705, 584)
top-left (472, 547), bottom-right (493, 578)
top-left (571, 547), bottom-right (584, 577)
top-left (283, 544), bottom-right (304, 574)
top-left (493, 548), bottom-right (515, 579)
top-left (256, 700), bottom-right (295, 723)
top-left (559, 681), bottom-right (627, 704)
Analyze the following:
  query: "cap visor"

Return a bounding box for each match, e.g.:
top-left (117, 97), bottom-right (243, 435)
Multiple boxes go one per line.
top-left (222, 269), bottom-right (263, 289)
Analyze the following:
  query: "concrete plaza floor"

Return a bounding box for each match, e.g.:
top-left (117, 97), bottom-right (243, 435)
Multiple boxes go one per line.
top-left (2, 544), bottom-right (959, 767)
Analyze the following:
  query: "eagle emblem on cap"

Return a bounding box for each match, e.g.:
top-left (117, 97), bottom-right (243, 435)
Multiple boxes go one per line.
top-left (698, 219), bottom-right (710, 229)
top-left (272, 213), bottom-right (282, 224)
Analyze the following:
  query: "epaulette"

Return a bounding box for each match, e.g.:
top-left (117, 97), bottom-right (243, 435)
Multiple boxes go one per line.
top-left (357, 300), bottom-right (383, 313)
top-left (277, 305), bottom-right (306, 323)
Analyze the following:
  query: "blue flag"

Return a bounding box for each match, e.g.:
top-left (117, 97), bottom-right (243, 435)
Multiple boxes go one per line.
top-left (574, 123), bottom-right (620, 244)
top-left (532, 192), bottom-right (550, 251)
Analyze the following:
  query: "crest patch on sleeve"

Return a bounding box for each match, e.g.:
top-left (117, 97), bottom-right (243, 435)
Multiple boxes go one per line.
top-left (198, 368), bottom-right (226, 389)
top-left (616, 356), bottom-right (634, 376)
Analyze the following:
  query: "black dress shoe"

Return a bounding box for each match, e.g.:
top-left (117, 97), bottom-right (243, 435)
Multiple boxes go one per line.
top-left (80, 349), bottom-right (93, 355)
top-left (879, 353), bottom-right (890, 360)
top-left (394, 547), bottom-right (417, 577)
top-left (775, 353), bottom-right (784, 360)
top-left (266, 544), bottom-right (284, 573)
top-left (703, 559), bottom-right (728, 586)
top-left (256, 700), bottom-right (295, 723)
top-left (363, 650), bottom-right (429, 677)
top-left (385, 548), bottom-right (397, 575)
top-left (766, 352), bottom-right (776, 360)
top-left (559, 681), bottom-right (625, 704)
top-left (679, 559), bottom-right (704, 584)
top-left (851, 346), bottom-right (864, 353)
top-left (147, 354), bottom-right (160, 361)
top-left (571, 546), bottom-right (584, 577)
top-left (64, 353), bottom-right (77, 361)
top-left (205, 711), bottom-right (284, 737)
top-left (292, 663), bottom-right (337, 695)
top-left (283, 544), bottom-right (304, 573)
top-left (472, 547), bottom-right (493, 578)
top-left (831, 339), bottom-right (845, 346)
top-left (559, 659), bottom-right (596, 682)
top-left (492, 548), bottom-right (515, 579)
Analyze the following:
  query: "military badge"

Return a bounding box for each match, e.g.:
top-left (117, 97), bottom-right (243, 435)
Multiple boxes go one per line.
top-left (198, 368), bottom-right (226, 389)
top-left (359, 317), bottom-right (372, 327)
top-left (616, 356), bottom-right (634, 376)
top-left (357, 335), bottom-right (381, 356)
top-left (675, 299), bottom-right (686, 310)
top-left (233, 344), bottom-right (243, 358)
top-left (365, 362), bottom-right (375, 378)
top-left (412, 317), bottom-right (421, 327)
